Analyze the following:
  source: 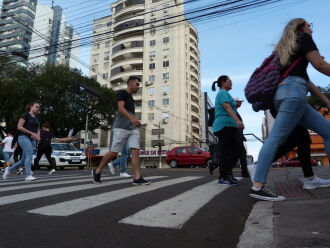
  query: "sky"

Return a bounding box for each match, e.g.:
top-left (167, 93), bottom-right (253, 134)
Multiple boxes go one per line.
top-left (37, 0), bottom-right (330, 160)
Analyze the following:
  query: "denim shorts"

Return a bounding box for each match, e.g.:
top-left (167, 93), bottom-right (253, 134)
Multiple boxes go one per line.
top-left (110, 128), bottom-right (140, 153)
top-left (3, 151), bottom-right (13, 162)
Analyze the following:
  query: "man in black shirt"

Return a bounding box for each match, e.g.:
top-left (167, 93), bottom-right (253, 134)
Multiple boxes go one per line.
top-left (33, 122), bottom-right (57, 174)
top-left (92, 77), bottom-right (150, 185)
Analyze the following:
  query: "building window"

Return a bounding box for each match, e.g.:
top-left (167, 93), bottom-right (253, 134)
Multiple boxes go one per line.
top-left (136, 112), bottom-right (141, 120)
top-left (107, 21), bottom-right (112, 27)
top-left (149, 51), bottom-right (155, 60)
top-left (163, 48), bottom-right (169, 58)
top-left (163, 61), bottom-right (169, 67)
top-left (163, 73), bottom-right (169, 80)
top-left (162, 112), bottom-right (170, 119)
top-left (104, 52), bottom-right (109, 60)
top-left (92, 54), bottom-right (99, 62)
top-left (162, 98), bottom-right (169, 105)
top-left (149, 63), bottom-right (155, 69)
top-left (148, 100), bottom-right (155, 107)
top-left (150, 40), bottom-right (156, 46)
top-left (148, 113), bottom-right (154, 121)
top-left (104, 62), bottom-right (109, 69)
top-left (149, 75), bottom-right (155, 82)
top-left (162, 85), bottom-right (170, 95)
top-left (148, 87), bottom-right (155, 95)
top-left (150, 29), bottom-right (156, 35)
top-left (102, 73), bottom-right (108, 79)
top-left (91, 75), bottom-right (97, 80)
top-left (91, 64), bottom-right (98, 72)
top-left (163, 37), bottom-right (169, 44)
top-left (105, 41), bottom-right (110, 47)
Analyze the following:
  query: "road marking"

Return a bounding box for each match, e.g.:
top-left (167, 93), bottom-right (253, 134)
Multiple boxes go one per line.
top-left (0, 176), bottom-right (166, 206)
top-left (0, 176), bottom-right (121, 192)
top-left (28, 176), bottom-right (201, 216)
top-left (236, 201), bottom-right (273, 248)
top-left (0, 175), bottom-right (92, 186)
top-left (119, 180), bottom-right (229, 229)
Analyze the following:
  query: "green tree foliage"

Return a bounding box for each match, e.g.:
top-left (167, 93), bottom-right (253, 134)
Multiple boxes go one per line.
top-left (0, 59), bottom-right (116, 138)
top-left (307, 84), bottom-right (330, 112)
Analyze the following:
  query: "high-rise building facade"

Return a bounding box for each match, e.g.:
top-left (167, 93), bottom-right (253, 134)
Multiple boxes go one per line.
top-left (0, 0), bottom-right (79, 67)
top-left (89, 0), bottom-right (201, 151)
top-left (0, 0), bottom-right (37, 65)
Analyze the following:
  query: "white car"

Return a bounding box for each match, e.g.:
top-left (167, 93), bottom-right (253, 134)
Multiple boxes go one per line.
top-left (34, 143), bottom-right (86, 170)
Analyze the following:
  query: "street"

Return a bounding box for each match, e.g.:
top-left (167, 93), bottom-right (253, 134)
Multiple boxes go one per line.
top-left (0, 168), bottom-right (254, 248)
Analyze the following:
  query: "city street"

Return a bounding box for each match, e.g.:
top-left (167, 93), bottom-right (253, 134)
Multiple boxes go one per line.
top-left (1, 168), bottom-right (254, 248)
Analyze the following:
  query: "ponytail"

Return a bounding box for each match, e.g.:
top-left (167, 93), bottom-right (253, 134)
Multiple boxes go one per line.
top-left (211, 75), bottom-right (229, 91)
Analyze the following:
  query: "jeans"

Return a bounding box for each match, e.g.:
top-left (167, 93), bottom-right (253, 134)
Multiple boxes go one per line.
top-left (8, 135), bottom-right (35, 176)
top-left (255, 76), bottom-right (330, 183)
top-left (112, 143), bottom-right (131, 173)
top-left (3, 152), bottom-right (13, 162)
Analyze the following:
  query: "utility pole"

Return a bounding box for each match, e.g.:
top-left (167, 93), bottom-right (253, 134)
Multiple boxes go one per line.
top-left (154, 122), bottom-right (162, 168)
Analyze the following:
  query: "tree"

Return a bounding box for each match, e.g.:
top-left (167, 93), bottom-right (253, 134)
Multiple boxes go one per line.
top-left (0, 63), bottom-right (117, 138)
top-left (307, 84), bottom-right (330, 114)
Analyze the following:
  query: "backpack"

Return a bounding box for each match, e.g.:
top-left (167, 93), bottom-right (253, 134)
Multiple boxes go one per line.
top-left (244, 51), bottom-right (302, 112)
top-left (207, 107), bottom-right (215, 126)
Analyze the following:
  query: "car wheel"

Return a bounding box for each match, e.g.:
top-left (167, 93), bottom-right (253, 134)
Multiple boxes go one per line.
top-left (78, 165), bottom-right (84, 170)
top-left (169, 160), bottom-right (178, 168)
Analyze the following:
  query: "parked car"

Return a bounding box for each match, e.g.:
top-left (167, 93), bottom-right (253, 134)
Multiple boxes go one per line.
top-left (165, 146), bottom-right (212, 168)
top-left (274, 157), bottom-right (318, 167)
top-left (34, 143), bottom-right (86, 170)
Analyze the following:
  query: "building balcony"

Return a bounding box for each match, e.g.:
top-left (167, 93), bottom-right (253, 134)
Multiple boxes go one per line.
top-left (114, 16), bottom-right (144, 30)
top-left (191, 104), bottom-right (199, 115)
top-left (112, 47), bottom-right (143, 61)
top-left (114, 1), bottom-right (145, 18)
top-left (190, 90), bottom-right (199, 100)
top-left (191, 84), bottom-right (199, 95)
top-left (113, 23), bottom-right (144, 38)
top-left (191, 95), bottom-right (199, 105)
top-left (190, 70), bottom-right (199, 81)
top-left (190, 78), bottom-right (199, 90)
top-left (191, 100), bottom-right (200, 111)
top-left (112, 35), bottom-right (143, 48)
top-left (190, 52), bottom-right (199, 65)
top-left (111, 57), bottom-right (143, 70)
top-left (189, 34), bottom-right (198, 49)
top-left (190, 61), bottom-right (199, 73)
top-left (190, 55), bottom-right (199, 67)
top-left (189, 25), bottom-right (198, 41)
top-left (110, 70), bottom-right (143, 83)
top-left (191, 113), bottom-right (200, 123)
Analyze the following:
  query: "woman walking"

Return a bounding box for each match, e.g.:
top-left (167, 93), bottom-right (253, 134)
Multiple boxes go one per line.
top-left (3, 102), bottom-right (40, 181)
top-left (250, 18), bottom-right (330, 201)
top-left (212, 75), bottom-right (244, 186)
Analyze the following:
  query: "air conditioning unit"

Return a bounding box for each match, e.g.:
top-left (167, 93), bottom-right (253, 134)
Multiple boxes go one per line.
top-left (164, 9), bottom-right (168, 13)
top-left (151, 11), bottom-right (155, 16)
top-left (164, 80), bottom-right (168, 83)
top-left (163, 118), bottom-right (168, 124)
top-left (145, 81), bottom-right (153, 86)
top-left (150, 56), bottom-right (154, 60)
top-left (163, 92), bottom-right (168, 95)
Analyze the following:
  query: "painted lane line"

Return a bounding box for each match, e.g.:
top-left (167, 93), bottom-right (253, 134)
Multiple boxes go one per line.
top-left (0, 176), bottom-right (166, 206)
top-left (0, 176), bottom-right (122, 192)
top-left (236, 201), bottom-right (273, 248)
top-left (119, 180), bottom-right (229, 229)
top-left (28, 176), bottom-right (201, 216)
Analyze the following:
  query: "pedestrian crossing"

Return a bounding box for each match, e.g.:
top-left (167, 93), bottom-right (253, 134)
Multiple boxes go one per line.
top-left (0, 172), bottom-right (239, 229)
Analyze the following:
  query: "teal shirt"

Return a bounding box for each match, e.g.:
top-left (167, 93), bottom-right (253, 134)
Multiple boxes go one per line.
top-left (212, 89), bottom-right (237, 133)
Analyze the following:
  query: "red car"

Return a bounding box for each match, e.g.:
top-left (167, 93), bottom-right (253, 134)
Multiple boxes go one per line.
top-left (276, 157), bottom-right (318, 167)
top-left (165, 146), bottom-right (212, 168)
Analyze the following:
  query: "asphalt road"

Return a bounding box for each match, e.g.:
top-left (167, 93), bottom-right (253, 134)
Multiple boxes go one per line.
top-left (0, 168), bottom-right (255, 248)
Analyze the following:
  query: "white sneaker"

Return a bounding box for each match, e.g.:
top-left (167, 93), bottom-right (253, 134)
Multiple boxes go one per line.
top-left (247, 163), bottom-right (257, 183)
top-left (16, 167), bottom-right (24, 175)
top-left (108, 163), bottom-right (115, 175)
top-left (3, 167), bottom-right (10, 180)
top-left (120, 172), bottom-right (132, 178)
top-left (25, 175), bottom-right (37, 181)
top-left (301, 176), bottom-right (330, 190)
top-left (49, 169), bottom-right (56, 175)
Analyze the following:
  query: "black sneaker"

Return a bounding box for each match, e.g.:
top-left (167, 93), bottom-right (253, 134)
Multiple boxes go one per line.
top-left (92, 169), bottom-right (101, 184)
top-left (217, 178), bottom-right (237, 186)
top-left (132, 177), bottom-right (151, 186)
top-left (249, 186), bottom-right (285, 201)
top-left (229, 175), bottom-right (238, 183)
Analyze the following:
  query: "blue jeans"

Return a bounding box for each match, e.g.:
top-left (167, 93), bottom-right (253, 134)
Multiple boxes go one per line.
top-left (255, 76), bottom-right (330, 183)
top-left (8, 135), bottom-right (35, 176)
top-left (112, 143), bottom-right (131, 173)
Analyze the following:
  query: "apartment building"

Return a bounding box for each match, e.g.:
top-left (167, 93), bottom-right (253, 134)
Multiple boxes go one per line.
top-left (0, 0), bottom-right (79, 67)
top-left (0, 0), bottom-right (37, 65)
top-left (89, 0), bottom-right (202, 153)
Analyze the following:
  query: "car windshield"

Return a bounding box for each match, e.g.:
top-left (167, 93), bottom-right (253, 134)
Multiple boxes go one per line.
top-left (52, 143), bottom-right (78, 151)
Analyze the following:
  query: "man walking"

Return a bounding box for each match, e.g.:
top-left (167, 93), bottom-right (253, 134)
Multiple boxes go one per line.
top-left (92, 76), bottom-right (150, 185)
top-left (234, 97), bottom-right (249, 177)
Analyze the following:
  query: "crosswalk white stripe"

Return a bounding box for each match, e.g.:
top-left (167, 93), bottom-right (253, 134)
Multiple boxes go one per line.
top-left (28, 176), bottom-right (201, 216)
top-left (0, 175), bottom-right (92, 186)
top-left (119, 180), bottom-right (229, 229)
top-left (0, 176), bottom-right (166, 206)
top-left (0, 176), bottom-right (122, 192)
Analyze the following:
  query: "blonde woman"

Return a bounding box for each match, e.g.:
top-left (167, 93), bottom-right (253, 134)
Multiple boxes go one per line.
top-left (3, 102), bottom-right (40, 181)
top-left (249, 18), bottom-right (330, 201)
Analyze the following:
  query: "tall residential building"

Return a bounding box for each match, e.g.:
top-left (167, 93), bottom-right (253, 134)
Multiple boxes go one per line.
top-left (28, 4), bottom-right (80, 67)
top-left (0, 0), bottom-right (79, 67)
top-left (0, 0), bottom-right (37, 65)
top-left (89, 0), bottom-right (202, 152)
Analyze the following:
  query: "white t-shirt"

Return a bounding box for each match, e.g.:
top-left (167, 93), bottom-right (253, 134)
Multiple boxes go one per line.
top-left (2, 136), bottom-right (14, 152)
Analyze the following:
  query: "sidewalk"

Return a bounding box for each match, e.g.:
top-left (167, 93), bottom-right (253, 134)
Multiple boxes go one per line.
top-left (238, 166), bottom-right (330, 248)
